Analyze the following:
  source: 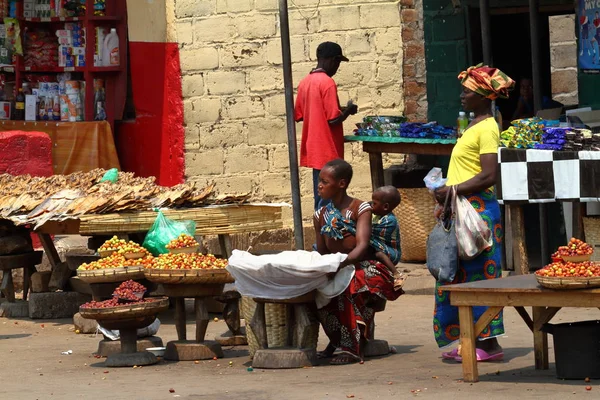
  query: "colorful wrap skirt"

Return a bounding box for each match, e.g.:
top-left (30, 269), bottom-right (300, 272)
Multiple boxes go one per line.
top-left (317, 261), bottom-right (402, 358)
top-left (433, 188), bottom-right (505, 348)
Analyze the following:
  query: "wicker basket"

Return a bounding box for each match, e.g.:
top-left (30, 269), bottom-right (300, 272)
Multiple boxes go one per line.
top-left (584, 217), bottom-right (600, 262)
top-left (536, 274), bottom-right (600, 290)
top-left (77, 266), bottom-right (145, 284)
top-left (394, 188), bottom-right (437, 262)
top-left (79, 297), bottom-right (169, 320)
top-left (144, 268), bottom-right (234, 284)
top-left (169, 246), bottom-right (199, 254)
top-left (241, 296), bottom-right (319, 358)
top-left (124, 252), bottom-right (146, 260)
top-left (561, 254), bottom-right (592, 263)
top-left (98, 249), bottom-right (117, 258)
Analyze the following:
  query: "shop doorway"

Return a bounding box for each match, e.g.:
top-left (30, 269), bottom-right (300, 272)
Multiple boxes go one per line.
top-left (468, 9), bottom-right (558, 123)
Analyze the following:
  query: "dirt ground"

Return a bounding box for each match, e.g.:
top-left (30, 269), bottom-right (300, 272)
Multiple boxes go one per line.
top-left (1, 294), bottom-right (599, 400)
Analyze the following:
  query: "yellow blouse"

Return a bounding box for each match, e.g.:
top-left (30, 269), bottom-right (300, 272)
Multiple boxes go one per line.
top-left (446, 117), bottom-right (499, 186)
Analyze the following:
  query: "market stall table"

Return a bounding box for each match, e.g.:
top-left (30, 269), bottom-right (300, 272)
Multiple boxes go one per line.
top-left (0, 120), bottom-right (120, 174)
top-left (29, 204), bottom-right (284, 270)
top-left (80, 297), bottom-right (169, 367)
top-left (441, 274), bottom-right (600, 382)
top-left (144, 269), bottom-right (233, 361)
top-left (497, 148), bottom-right (600, 272)
top-left (344, 136), bottom-right (456, 189)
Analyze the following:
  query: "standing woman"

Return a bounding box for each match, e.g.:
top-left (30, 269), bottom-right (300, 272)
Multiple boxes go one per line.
top-left (433, 64), bottom-right (514, 361)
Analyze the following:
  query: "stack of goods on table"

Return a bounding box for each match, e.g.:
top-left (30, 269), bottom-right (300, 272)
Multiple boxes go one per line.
top-left (144, 234), bottom-right (232, 285)
top-left (535, 238), bottom-right (600, 289)
top-left (501, 118), bottom-right (600, 151)
top-left (500, 118), bottom-right (558, 148)
top-left (353, 116), bottom-right (456, 139)
top-left (77, 236), bottom-right (153, 283)
top-left (0, 168), bottom-right (249, 228)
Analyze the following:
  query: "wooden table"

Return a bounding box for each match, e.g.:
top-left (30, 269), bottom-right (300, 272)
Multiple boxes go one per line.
top-left (442, 274), bottom-right (600, 382)
top-left (30, 204), bottom-right (284, 271)
top-left (345, 136), bottom-right (455, 189)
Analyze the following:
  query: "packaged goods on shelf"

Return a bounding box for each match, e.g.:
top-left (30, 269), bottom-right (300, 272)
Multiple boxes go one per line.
top-left (94, 0), bottom-right (105, 16)
top-left (25, 29), bottom-right (57, 69)
top-left (0, 1), bottom-right (8, 18)
top-left (0, 24), bottom-right (11, 65)
top-left (0, 100), bottom-right (11, 119)
top-left (94, 27), bottom-right (106, 66)
top-left (25, 94), bottom-right (36, 121)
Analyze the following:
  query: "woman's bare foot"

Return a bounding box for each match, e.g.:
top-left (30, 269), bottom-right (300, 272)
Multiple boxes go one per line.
top-left (476, 337), bottom-right (502, 354)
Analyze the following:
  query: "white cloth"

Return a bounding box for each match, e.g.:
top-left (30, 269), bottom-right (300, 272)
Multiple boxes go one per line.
top-left (227, 250), bottom-right (352, 307)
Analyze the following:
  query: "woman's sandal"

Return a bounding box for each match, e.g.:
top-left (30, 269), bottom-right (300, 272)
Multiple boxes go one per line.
top-left (317, 350), bottom-right (335, 359)
top-left (330, 354), bottom-right (361, 365)
top-left (317, 344), bottom-right (337, 359)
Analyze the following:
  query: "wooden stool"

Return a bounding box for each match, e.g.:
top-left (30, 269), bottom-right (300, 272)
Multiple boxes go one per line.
top-left (214, 290), bottom-right (247, 346)
top-left (0, 251), bottom-right (43, 302)
top-left (363, 296), bottom-right (391, 357)
top-left (163, 283), bottom-right (225, 361)
top-left (251, 291), bottom-right (318, 369)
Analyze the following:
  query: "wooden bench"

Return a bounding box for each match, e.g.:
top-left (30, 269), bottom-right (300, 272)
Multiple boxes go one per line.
top-left (0, 251), bottom-right (43, 302)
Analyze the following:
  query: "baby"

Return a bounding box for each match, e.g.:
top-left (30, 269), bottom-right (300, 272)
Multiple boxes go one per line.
top-left (368, 186), bottom-right (406, 290)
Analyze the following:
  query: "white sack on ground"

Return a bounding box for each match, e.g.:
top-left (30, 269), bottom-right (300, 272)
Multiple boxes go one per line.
top-left (227, 250), bottom-right (351, 305)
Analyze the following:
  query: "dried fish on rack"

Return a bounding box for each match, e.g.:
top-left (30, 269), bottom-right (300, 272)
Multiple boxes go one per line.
top-left (0, 169), bottom-right (250, 225)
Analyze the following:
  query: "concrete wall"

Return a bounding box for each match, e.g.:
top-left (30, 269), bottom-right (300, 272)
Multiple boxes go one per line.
top-left (171, 0), bottom-right (405, 224)
top-left (549, 14), bottom-right (578, 106)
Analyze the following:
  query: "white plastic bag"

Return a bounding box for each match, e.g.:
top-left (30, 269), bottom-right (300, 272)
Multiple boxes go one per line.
top-left (454, 189), bottom-right (493, 260)
top-left (226, 250), bottom-right (349, 301)
top-left (97, 319), bottom-right (161, 341)
top-left (423, 167), bottom-right (447, 191)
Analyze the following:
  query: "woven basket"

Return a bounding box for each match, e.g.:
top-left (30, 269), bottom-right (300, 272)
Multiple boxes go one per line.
top-left (98, 249), bottom-right (117, 258)
top-left (169, 246), bottom-right (199, 254)
top-left (77, 266), bottom-right (145, 284)
top-left (79, 297), bottom-right (169, 320)
top-left (241, 296), bottom-right (319, 358)
top-left (144, 268), bottom-right (234, 284)
top-left (536, 274), bottom-right (600, 290)
top-left (584, 217), bottom-right (600, 262)
top-left (394, 188), bottom-right (436, 262)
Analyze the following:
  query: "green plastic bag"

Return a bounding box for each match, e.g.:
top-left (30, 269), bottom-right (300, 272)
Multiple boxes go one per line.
top-left (100, 168), bottom-right (119, 183)
top-left (143, 211), bottom-right (196, 256)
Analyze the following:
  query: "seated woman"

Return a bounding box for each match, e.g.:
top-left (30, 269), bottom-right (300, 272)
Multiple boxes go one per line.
top-left (313, 159), bottom-right (403, 365)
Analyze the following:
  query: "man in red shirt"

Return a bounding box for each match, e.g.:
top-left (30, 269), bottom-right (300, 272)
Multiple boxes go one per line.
top-left (295, 42), bottom-right (358, 210)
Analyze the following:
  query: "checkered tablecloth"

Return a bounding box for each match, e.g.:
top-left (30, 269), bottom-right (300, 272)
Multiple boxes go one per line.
top-left (497, 148), bottom-right (600, 203)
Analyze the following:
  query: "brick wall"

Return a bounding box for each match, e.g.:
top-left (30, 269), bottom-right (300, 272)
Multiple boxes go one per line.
top-left (401, 0), bottom-right (427, 122)
top-left (549, 15), bottom-right (578, 106)
top-left (171, 0), bottom-right (405, 225)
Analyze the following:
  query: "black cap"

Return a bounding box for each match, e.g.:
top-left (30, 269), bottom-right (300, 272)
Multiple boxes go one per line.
top-left (316, 42), bottom-right (349, 62)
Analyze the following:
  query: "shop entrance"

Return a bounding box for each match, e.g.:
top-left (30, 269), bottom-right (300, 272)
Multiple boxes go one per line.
top-left (468, 10), bottom-right (554, 122)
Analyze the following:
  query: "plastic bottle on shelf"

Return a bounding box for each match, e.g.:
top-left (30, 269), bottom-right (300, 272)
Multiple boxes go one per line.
top-left (469, 112), bottom-right (475, 122)
top-left (102, 28), bottom-right (120, 67)
top-left (14, 88), bottom-right (24, 120)
top-left (53, 96), bottom-right (60, 121)
top-left (457, 111), bottom-right (468, 136)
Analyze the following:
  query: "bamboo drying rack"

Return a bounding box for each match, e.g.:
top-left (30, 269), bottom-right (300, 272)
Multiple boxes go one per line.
top-left (32, 204), bottom-right (284, 235)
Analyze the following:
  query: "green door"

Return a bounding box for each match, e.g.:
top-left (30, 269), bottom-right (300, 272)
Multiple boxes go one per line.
top-left (423, 0), bottom-right (470, 126)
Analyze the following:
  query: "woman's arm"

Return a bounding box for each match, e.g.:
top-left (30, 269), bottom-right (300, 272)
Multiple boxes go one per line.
top-left (340, 208), bottom-right (372, 266)
top-left (434, 153), bottom-right (497, 202)
top-left (313, 216), bottom-right (329, 255)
